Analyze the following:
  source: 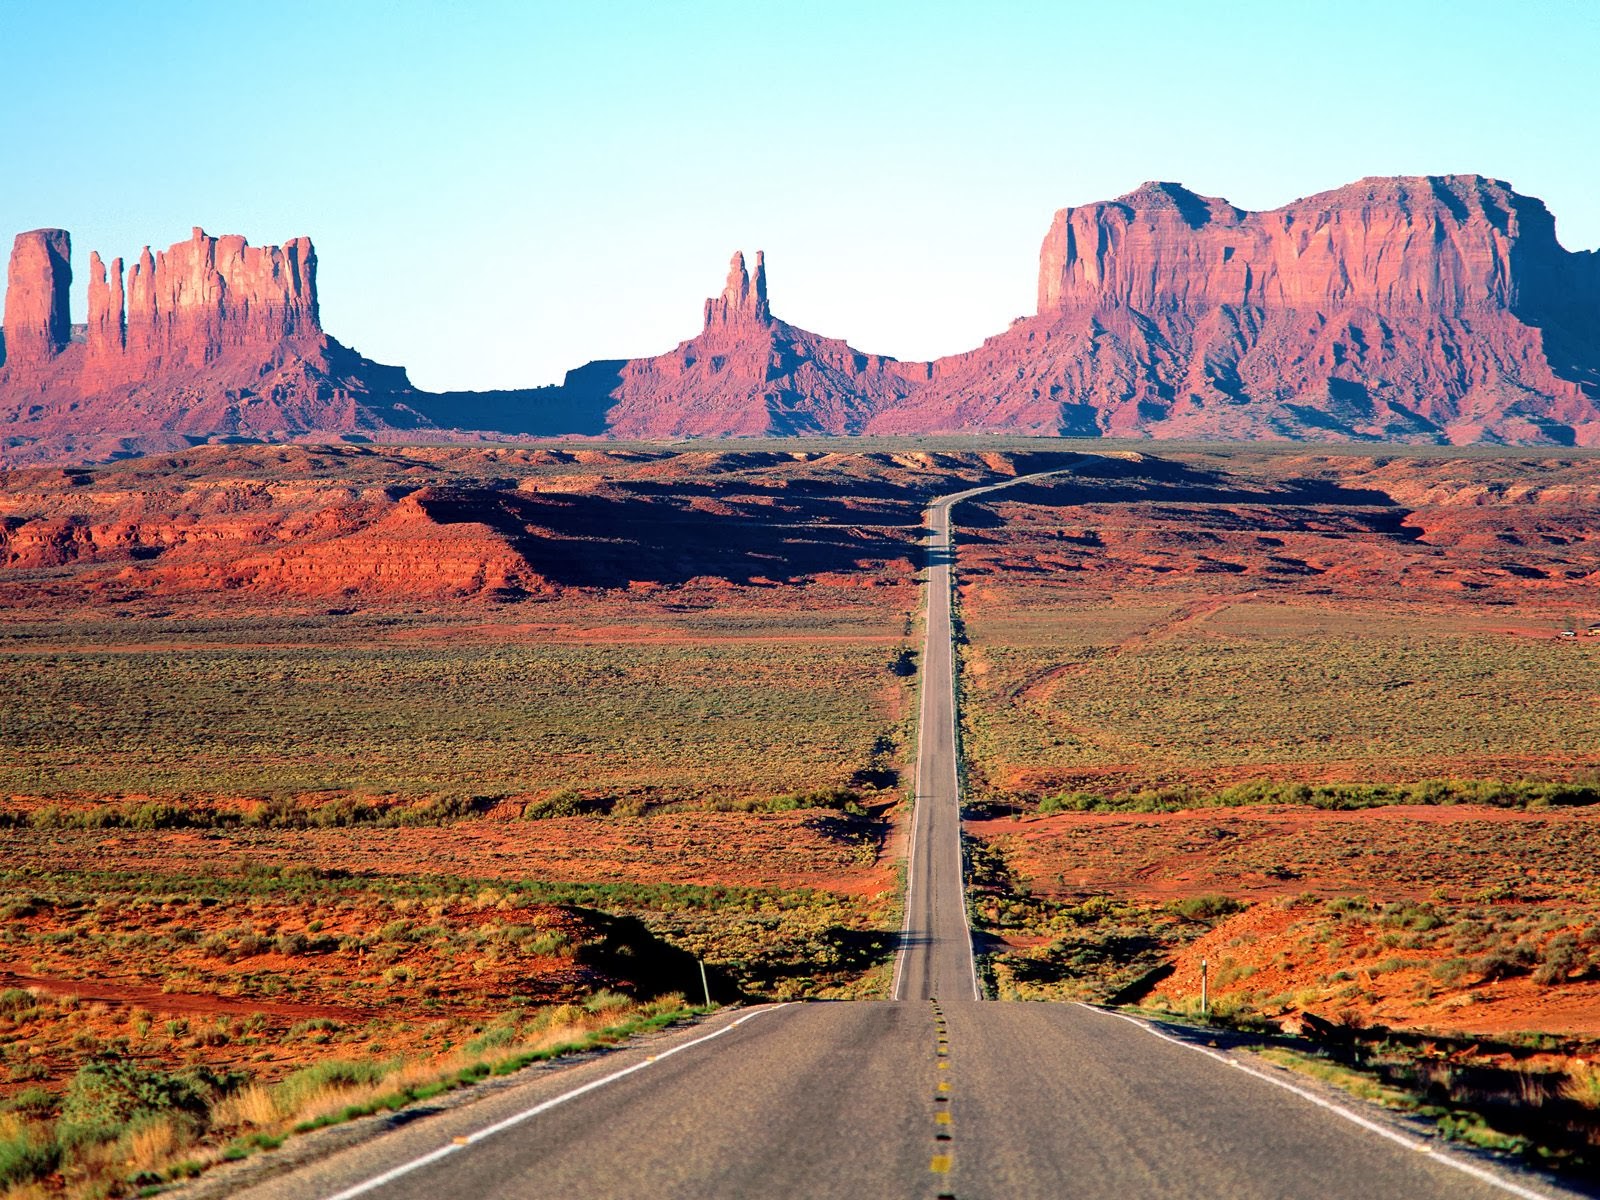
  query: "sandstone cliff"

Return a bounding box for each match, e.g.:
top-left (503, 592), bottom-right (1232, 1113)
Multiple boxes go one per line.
top-left (0, 227), bottom-right (429, 467)
top-left (3, 175), bottom-right (1598, 460)
top-left (871, 175), bottom-right (1600, 443)
top-left (1, 229), bottom-right (72, 370)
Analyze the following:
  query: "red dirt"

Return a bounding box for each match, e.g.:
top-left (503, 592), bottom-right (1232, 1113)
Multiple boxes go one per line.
top-left (0, 971), bottom-right (366, 1022)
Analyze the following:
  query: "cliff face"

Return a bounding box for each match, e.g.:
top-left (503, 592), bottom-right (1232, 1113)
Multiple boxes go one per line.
top-left (119, 227), bottom-right (319, 369)
top-left (2, 229), bottom-right (73, 370)
top-left (3, 174), bottom-right (1598, 462)
top-left (0, 227), bottom-right (428, 466)
top-left (872, 175), bottom-right (1600, 444)
top-left (598, 250), bottom-right (928, 437)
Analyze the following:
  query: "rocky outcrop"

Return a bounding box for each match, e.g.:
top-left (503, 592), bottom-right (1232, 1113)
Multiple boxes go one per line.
top-left (120, 227), bottom-right (319, 368)
top-left (1033, 176), bottom-right (1600, 320)
top-left (0, 226), bottom-right (434, 466)
top-left (3, 175), bottom-right (1598, 461)
top-left (870, 175), bottom-right (1600, 444)
top-left (2, 230), bottom-right (73, 370)
top-left (86, 251), bottom-right (125, 364)
top-left (596, 250), bottom-right (928, 437)
top-left (703, 251), bottom-right (770, 327)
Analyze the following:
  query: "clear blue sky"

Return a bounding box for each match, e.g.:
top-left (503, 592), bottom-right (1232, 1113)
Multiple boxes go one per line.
top-left (2, 0), bottom-right (1595, 391)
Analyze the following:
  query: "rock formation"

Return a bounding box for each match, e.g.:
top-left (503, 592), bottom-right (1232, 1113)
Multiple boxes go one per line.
top-left (2, 174), bottom-right (1598, 463)
top-left (0, 226), bottom-right (431, 466)
top-left (871, 175), bottom-right (1600, 443)
top-left (86, 251), bottom-right (125, 364)
top-left (703, 251), bottom-right (770, 327)
top-left (119, 227), bottom-right (319, 368)
top-left (594, 249), bottom-right (928, 437)
top-left (2, 230), bottom-right (72, 370)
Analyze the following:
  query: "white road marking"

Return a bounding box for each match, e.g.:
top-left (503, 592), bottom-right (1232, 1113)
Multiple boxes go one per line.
top-left (1082, 1004), bottom-right (1569, 1200)
top-left (322, 1004), bottom-right (791, 1200)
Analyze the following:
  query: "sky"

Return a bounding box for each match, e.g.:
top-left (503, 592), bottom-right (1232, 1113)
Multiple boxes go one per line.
top-left (2, 0), bottom-right (1596, 391)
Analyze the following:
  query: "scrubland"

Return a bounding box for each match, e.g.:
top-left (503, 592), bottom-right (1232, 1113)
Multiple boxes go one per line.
top-left (956, 447), bottom-right (1600, 1176)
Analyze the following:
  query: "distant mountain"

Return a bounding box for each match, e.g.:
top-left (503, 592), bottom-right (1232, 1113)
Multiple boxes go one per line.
top-left (869, 176), bottom-right (1600, 444)
top-left (588, 251), bottom-right (928, 437)
top-left (2, 175), bottom-right (1597, 466)
top-left (0, 227), bottom-right (440, 466)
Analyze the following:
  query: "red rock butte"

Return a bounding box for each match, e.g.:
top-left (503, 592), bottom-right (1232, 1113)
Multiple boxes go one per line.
top-left (2, 174), bottom-right (1599, 467)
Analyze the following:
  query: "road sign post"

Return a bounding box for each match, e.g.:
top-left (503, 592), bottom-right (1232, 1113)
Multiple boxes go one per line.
top-left (1200, 957), bottom-right (1209, 1018)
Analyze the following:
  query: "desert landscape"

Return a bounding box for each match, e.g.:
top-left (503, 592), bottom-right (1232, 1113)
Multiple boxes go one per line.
top-left (3, 441), bottom-right (1600, 1191)
top-left (4, 3), bottom-right (1599, 1196)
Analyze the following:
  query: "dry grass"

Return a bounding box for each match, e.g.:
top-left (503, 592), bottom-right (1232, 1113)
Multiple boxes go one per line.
top-left (1563, 1062), bottom-right (1600, 1109)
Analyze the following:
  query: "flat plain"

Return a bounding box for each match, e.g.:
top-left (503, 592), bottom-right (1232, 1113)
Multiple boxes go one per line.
top-left (6, 442), bottom-right (1600, 1193)
top-left (2, 445), bottom-right (1060, 1196)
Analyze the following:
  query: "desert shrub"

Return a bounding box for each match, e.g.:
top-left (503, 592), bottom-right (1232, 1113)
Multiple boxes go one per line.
top-left (1473, 942), bottom-right (1537, 982)
top-left (766, 788), bottom-right (864, 815)
top-left (523, 789), bottom-right (589, 820)
top-left (1561, 1061), bottom-right (1600, 1108)
top-left (233, 931), bottom-right (271, 958)
top-left (0, 1113), bottom-right (57, 1189)
top-left (1036, 792), bottom-right (1108, 814)
top-left (272, 1060), bottom-right (387, 1117)
top-left (57, 1060), bottom-right (212, 1152)
top-left (0, 989), bottom-right (34, 1014)
top-left (1533, 932), bottom-right (1588, 986)
top-left (1431, 957), bottom-right (1473, 985)
top-left (198, 932), bottom-right (231, 959)
top-left (1379, 902), bottom-right (1444, 932)
top-left (273, 931), bottom-right (309, 957)
top-left (1169, 895), bottom-right (1244, 922)
top-left (583, 989), bottom-right (633, 1014)
top-left (286, 1018), bottom-right (340, 1038)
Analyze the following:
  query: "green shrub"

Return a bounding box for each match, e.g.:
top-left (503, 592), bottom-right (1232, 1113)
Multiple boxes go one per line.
top-left (1169, 895), bottom-right (1244, 922)
top-left (57, 1059), bottom-right (212, 1151)
top-left (524, 789), bottom-right (591, 819)
top-left (272, 1060), bottom-right (387, 1115)
top-left (0, 988), bottom-right (34, 1013)
top-left (0, 1120), bottom-right (57, 1188)
top-left (1473, 943), bottom-right (1536, 982)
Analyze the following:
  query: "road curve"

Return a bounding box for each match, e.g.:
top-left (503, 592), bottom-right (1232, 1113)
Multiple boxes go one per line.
top-left (892, 466), bottom-right (1081, 1003)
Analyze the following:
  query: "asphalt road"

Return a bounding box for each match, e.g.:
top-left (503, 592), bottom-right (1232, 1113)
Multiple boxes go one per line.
top-left (234, 1000), bottom-right (1542, 1200)
top-left (893, 467), bottom-right (1082, 1004)
top-left (225, 466), bottom-right (1571, 1200)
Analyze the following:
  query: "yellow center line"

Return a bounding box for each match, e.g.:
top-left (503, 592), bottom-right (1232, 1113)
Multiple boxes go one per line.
top-left (931, 1154), bottom-right (952, 1174)
top-left (936, 1111), bottom-right (952, 1125)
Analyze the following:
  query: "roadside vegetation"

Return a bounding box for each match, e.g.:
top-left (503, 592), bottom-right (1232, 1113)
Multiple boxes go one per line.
top-left (0, 858), bottom-right (898, 1196)
top-left (0, 989), bottom-right (692, 1198)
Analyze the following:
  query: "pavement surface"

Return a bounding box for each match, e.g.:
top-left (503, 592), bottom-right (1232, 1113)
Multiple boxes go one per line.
top-left (222, 467), bottom-right (1577, 1200)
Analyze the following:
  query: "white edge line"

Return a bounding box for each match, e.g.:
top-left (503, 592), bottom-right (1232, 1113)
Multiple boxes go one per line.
top-left (1080, 1003), bottom-right (1564, 1200)
top-left (323, 1004), bottom-right (791, 1200)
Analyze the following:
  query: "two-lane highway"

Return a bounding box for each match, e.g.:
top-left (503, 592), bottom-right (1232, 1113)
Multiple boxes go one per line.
top-left (893, 466), bottom-right (1081, 1003)
top-left (222, 464), bottom-right (1572, 1200)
